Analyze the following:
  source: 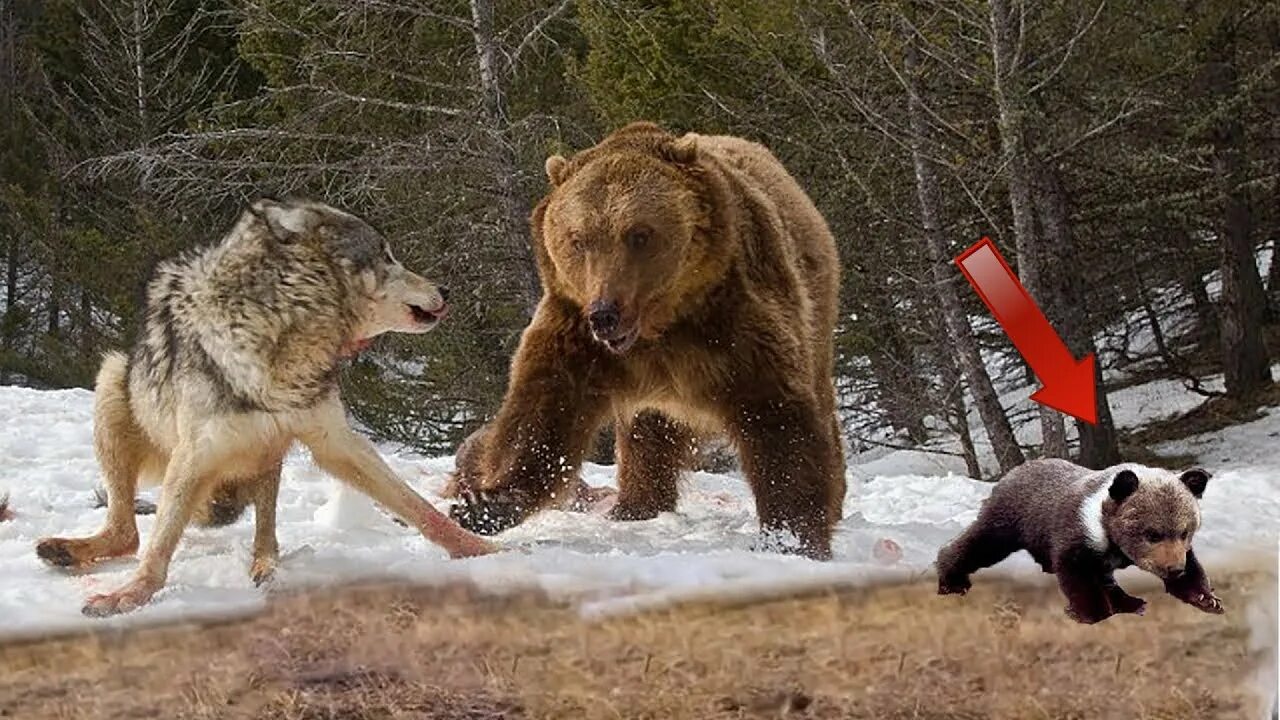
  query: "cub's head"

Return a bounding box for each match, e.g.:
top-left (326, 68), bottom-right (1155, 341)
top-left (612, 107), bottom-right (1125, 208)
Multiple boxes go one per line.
top-left (247, 198), bottom-right (449, 350)
top-left (1103, 465), bottom-right (1211, 579)
top-left (534, 123), bottom-right (720, 354)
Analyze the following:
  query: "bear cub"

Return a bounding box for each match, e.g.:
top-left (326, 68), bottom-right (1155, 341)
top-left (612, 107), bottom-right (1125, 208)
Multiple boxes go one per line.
top-left (936, 458), bottom-right (1225, 624)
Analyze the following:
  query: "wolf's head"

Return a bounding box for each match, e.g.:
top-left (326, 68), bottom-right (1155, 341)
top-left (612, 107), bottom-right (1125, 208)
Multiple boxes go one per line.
top-left (248, 198), bottom-right (448, 351)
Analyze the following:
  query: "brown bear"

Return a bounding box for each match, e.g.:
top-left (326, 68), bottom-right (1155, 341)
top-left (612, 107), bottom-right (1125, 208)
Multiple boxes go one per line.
top-left (936, 458), bottom-right (1224, 624)
top-left (448, 122), bottom-right (845, 559)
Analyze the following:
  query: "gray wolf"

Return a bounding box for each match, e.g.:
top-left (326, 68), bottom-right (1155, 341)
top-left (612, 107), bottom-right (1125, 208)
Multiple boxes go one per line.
top-left (35, 198), bottom-right (495, 617)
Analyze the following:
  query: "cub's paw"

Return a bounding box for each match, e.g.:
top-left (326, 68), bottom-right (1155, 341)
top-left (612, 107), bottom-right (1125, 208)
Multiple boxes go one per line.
top-left (449, 490), bottom-right (530, 536)
top-left (1185, 590), bottom-right (1225, 615)
top-left (1064, 605), bottom-right (1114, 625)
top-left (1105, 587), bottom-right (1148, 615)
top-left (937, 577), bottom-right (971, 596)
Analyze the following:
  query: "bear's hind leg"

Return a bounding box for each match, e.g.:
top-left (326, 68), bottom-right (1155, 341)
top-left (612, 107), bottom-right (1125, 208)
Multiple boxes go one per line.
top-left (609, 410), bottom-right (693, 521)
top-left (935, 522), bottom-right (1018, 596)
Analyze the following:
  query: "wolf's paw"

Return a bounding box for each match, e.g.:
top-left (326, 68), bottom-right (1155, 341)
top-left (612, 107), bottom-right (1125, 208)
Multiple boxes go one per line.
top-left (35, 538), bottom-right (79, 567)
top-left (250, 556), bottom-right (277, 587)
top-left (448, 489), bottom-right (530, 536)
top-left (82, 578), bottom-right (161, 617)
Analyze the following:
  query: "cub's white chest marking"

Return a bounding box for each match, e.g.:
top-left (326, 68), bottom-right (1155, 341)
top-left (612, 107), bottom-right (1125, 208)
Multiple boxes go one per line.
top-left (1079, 482), bottom-right (1111, 552)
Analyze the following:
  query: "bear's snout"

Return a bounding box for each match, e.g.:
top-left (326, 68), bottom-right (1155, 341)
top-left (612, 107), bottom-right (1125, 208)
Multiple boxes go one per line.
top-left (588, 299), bottom-right (621, 338)
top-left (587, 299), bottom-right (638, 353)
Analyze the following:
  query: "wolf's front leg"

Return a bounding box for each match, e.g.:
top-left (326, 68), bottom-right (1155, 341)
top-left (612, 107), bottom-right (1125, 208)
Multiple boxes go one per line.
top-left (1164, 548), bottom-right (1224, 614)
top-left (449, 303), bottom-right (614, 535)
top-left (82, 445), bottom-right (211, 617)
top-left (302, 401), bottom-right (495, 558)
top-left (249, 463), bottom-right (283, 586)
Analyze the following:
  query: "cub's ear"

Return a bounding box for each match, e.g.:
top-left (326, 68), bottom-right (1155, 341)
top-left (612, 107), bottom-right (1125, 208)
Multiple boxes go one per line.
top-left (545, 155), bottom-right (570, 186)
top-left (249, 198), bottom-right (315, 240)
top-left (1109, 469), bottom-right (1140, 504)
top-left (1179, 468), bottom-right (1211, 498)
top-left (660, 134), bottom-right (698, 165)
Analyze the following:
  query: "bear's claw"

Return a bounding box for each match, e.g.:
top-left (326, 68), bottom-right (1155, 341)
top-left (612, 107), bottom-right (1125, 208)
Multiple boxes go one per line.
top-left (449, 490), bottom-right (529, 536)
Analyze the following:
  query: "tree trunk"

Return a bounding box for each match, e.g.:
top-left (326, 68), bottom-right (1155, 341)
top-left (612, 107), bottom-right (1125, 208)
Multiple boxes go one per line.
top-left (989, 0), bottom-right (1066, 458)
top-left (469, 0), bottom-right (540, 315)
top-left (932, 318), bottom-right (983, 480)
top-left (1268, 234), bottom-right (1280, 321)
top-left (864, 293), bottom-right (930, 444)
top-left (1031, 156), bottom-right (1119, 468)
top-left (1176, 249), bottom-right (1220, 356)
top-left (903, 25), bottom-right (1024, 473)
top-left (1206, 24), bottom-right (1272, 399)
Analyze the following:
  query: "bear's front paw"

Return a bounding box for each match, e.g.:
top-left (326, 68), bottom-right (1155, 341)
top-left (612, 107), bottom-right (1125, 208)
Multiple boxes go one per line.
top-left (449, 490), bottom-right (530, 535)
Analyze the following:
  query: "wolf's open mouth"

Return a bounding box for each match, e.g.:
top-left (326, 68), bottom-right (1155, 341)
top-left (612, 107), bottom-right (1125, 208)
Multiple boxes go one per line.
top-left (408, 304), bottom-right (444, 324)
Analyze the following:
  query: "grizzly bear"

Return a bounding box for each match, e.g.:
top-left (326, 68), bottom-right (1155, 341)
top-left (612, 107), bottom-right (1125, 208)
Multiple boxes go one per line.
top-left (448, 122), bottom-right (845, 559)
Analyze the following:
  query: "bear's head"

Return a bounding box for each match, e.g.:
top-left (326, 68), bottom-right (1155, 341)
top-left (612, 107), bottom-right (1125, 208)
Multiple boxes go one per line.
top-left (532, 123), bottom-right (726, 354)
top-left (1104, 466), bottom-right (1210, 579)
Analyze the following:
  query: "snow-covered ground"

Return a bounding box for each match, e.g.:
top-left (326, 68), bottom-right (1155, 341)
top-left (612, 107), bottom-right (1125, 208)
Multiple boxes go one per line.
top-left (0, 360), bottom-right (1277, 639)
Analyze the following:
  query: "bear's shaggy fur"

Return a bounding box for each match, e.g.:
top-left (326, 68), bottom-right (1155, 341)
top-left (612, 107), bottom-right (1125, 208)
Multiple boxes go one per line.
top-left (450, 122), bottom-right (845, 558)
top-left (936, 459), bottom-right (1224, 624)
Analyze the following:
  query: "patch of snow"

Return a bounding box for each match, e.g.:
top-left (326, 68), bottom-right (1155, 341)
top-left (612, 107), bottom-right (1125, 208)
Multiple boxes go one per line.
top-left (0, 377), bottom-right (1276, 638)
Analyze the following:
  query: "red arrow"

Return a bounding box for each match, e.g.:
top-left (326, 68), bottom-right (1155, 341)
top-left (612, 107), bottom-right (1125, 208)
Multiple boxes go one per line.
top-left (955, 237), bottom-right (1098, 425)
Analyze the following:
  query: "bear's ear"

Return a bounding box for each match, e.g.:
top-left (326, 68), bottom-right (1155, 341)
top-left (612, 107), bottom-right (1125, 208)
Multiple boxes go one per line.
top-left (545, 155), bottom-right (570, 187)
top-left (1109, 470), bottom-right (1140, 504)
top-left (249, 198), bottom-right (315, 241)
top-left (660, 135), bottom-right (698, 165)
top-left (1179, 468), bottom-right (1210, 498)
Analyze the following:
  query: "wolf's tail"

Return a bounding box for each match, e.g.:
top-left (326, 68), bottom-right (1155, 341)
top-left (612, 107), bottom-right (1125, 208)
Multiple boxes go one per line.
top-left (193, 479), bottom-right (255, 527)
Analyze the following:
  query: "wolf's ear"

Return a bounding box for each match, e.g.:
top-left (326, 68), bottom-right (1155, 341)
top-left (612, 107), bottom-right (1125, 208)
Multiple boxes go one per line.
top-left (545, 155), bottom-right (570, 186)
top-left (249, 198), bottom-right (315, 240)
top-left (1109, 470), bottom-right (1140, 504)
top-left (1179, 468), bottom-right (1211, 498)
top-left (660, 134), bottom-right (698, 165)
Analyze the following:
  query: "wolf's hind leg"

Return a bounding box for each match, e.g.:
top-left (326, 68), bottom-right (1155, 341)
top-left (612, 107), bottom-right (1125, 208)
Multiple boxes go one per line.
top-left (37, 353), bottom-right (145, 568)
top-left (249, 463), bottom-right (282, 586)
top-left (83, 443), bottom-right (216, 616)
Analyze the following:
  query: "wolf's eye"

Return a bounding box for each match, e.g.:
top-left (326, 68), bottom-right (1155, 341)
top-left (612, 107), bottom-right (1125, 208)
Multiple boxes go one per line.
top-left (625, 226), bottom-right (651, 251)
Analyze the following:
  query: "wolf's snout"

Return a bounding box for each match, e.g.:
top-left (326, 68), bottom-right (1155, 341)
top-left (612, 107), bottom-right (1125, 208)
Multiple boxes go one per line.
top-left (438, 286), bottom-right (450, 303)
top-left (587, 300), bottom-right (621, 339)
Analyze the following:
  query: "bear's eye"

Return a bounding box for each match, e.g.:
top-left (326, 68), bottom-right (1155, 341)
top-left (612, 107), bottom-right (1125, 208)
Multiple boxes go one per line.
top-left (1143, 530), bottom-right (1162, 543)
top-left (568, 232), bottom-right (586, 254)
top-left (625, 226), bottom-right (651, 251)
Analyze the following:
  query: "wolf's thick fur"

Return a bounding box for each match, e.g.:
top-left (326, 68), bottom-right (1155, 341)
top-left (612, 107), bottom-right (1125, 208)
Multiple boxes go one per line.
top-left (36, 199), bottom-right (494, 617)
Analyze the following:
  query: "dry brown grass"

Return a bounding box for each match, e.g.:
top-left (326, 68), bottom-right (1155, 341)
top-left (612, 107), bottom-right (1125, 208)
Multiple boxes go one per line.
top-left (1, 565), bottom-right (1274, 720)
